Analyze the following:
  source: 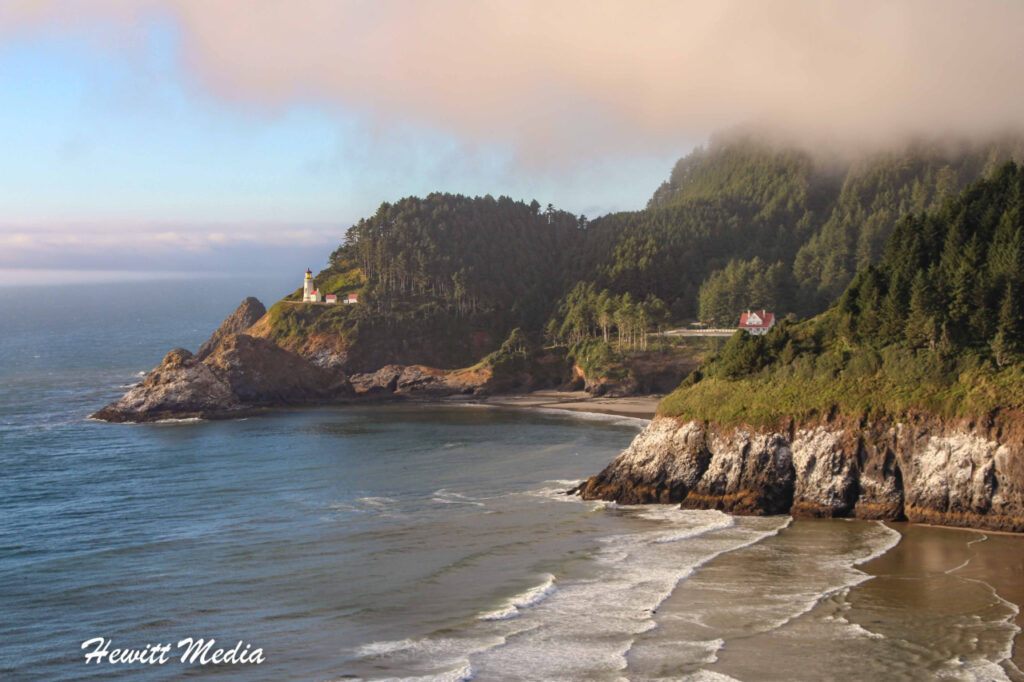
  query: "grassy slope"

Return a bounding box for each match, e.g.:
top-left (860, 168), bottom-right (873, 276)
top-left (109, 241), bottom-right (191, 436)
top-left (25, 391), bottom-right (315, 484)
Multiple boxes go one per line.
top-left (658, 318), bottom-right (1024, 426)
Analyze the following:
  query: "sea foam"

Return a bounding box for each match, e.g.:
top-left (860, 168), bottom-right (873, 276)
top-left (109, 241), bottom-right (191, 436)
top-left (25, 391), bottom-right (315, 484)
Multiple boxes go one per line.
top-left (479, 574), bottom-right (557, 621)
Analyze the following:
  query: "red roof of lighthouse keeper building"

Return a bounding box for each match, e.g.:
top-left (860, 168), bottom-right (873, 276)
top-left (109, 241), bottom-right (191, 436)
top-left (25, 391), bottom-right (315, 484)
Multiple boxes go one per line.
top-left (739, 310), bottom-right (775, 329)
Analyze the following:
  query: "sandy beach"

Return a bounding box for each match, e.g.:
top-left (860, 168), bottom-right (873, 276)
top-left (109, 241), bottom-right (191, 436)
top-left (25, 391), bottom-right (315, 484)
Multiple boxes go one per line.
top-left (858, 523), bottom-right (1024, 678)
top-left (488, 391), bottom-right (1024, 676)
top-left (483, 389), bottom-right (661, 419)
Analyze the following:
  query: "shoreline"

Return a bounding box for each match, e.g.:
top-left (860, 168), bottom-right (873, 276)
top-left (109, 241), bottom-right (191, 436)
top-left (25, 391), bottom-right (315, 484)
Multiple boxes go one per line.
top-left (89, 383), bottom-right (1024, 673)
top-left (480, 390), bottom-right (661, 420)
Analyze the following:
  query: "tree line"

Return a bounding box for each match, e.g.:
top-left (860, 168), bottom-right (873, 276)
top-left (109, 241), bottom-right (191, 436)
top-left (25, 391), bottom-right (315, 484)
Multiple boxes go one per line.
top-left (548, 282), bottom-right (670, 351)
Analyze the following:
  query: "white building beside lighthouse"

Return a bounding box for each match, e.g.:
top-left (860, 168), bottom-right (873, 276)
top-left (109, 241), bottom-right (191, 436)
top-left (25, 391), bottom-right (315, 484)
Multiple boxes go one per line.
top-left (302, 268), bottom-right (322, 302)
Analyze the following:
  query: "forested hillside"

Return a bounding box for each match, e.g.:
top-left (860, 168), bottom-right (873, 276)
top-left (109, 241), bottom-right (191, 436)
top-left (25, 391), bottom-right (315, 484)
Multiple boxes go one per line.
top-left (793, 136), bottom-right (1024, 309)
top-left (570, 134), bottom-right (1024, 325)
top-left (660, 161), bottom-right (1024, 424)
top-left (271, 133), bottom-right (1024, 372)
top-left (267, 194), bottom-right (586, 370)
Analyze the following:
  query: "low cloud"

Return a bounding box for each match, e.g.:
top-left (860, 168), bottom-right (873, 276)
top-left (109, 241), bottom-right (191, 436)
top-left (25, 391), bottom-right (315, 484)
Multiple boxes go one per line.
top-left (0, 221), bottom-right (343, 272)
top-left (5, 1), bottom-right (1024, 162)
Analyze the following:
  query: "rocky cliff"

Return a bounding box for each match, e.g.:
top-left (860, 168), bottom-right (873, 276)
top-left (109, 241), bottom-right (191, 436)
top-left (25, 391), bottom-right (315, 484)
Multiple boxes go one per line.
top-left (92, 299), bottom-right (353, 422)
top-left (196, 296), bottom-right (266, 360)
top-left (577, 414), bottom-right (1024, 533)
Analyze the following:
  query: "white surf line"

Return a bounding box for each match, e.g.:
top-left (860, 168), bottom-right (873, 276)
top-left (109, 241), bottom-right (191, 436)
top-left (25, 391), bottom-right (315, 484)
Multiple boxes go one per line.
top-left (510, 405), bottom-right (652, 428)
top-left (616, 515), bottom-right (795, 671)
top-left (479, 574), bottom-right (558, 621)
top-left (967, 532), bottom-right (989, 547)
top-left (728, 520), bottom-right (902, 645)
top-left (855, 521), bottom-right (904, 566)
top-left (946, 530), bottom-right (990, 573)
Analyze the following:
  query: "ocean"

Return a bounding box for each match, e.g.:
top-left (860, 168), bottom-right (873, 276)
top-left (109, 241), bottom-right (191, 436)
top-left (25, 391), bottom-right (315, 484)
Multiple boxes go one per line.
top-left (1, 278), bottom-right (1021, 681)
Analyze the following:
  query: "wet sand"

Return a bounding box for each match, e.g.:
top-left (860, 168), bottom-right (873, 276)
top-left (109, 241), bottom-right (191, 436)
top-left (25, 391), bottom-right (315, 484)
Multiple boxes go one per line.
top-left (483, 390), bottom-right (661, 419)
top-left (854, 522), bottom-right (1024, 679)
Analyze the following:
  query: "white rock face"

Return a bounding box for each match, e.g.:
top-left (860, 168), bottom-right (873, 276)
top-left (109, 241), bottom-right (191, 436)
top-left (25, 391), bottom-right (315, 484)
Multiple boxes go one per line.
top-left (580, 415), bottom-right (1024, 532)
top-left (790, 427), bottom-right (858, 513)
top-left (898, 427), bottom-right (1001, 517)
top-left (577, 418), bottom-right (710, 504)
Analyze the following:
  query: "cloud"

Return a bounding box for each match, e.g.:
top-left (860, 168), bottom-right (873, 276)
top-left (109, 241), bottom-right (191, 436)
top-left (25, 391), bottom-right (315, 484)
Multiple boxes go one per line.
top-left (0, 221), bottom-right (343, 270)
top-left (5, 1), bottom-right (1024, 161)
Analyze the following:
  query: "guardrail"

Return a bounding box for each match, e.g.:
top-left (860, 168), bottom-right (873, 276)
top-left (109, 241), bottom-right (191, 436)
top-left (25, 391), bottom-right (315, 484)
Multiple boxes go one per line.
top-left (650, 328), bottom-right (739, 337)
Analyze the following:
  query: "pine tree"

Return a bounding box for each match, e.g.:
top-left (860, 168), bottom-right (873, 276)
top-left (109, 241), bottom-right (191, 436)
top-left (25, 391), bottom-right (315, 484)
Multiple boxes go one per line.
top-left (904, 271), bottom-right (940, 350)
top-left (992, 283), bottom-right (1023, 366)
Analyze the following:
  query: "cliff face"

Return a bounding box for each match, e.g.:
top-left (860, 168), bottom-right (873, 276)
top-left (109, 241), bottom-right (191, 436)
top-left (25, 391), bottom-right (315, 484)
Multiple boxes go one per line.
top-left (196, 296), bottom-right (266, 360)
top-left (92, 299), bottom-right (353, 422)
top-left (577, 414), bottom-right (1024, 533)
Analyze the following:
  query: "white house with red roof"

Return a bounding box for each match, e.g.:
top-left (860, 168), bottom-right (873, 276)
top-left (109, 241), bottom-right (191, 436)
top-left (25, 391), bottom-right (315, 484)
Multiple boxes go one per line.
top-left (739, 310), bottom-right (775, 335)
top-left (345, 293), bottom-right (359, 305)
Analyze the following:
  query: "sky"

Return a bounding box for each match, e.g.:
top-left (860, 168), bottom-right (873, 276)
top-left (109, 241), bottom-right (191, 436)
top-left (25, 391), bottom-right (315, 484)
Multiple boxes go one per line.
top-left (2, 0), bottom-right (1024, 281)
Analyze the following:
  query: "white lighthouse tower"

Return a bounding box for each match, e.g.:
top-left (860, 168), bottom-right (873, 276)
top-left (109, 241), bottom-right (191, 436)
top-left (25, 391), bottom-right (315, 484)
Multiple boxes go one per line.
top-left (302, 268), bottom-right (321, 302)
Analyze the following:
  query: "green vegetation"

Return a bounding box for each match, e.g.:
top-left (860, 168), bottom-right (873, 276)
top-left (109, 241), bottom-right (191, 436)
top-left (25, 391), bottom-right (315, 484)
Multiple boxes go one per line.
top-left (267, 299), bottom-right (364, 341)
top-left (332, 192), bottom-right (581, 329)
top-left (793, 136), bottom-right (1024, 310)
top-left (660, 162), bottom-right (1024, 425)
top-left (570, 338), bottom-right (631, 382)
top-left (697, 258), bottom-right (793, 326)
top-left (547, 282), bottom-right (670, 350)
top-left (265, 133), bottom-right (1024, 378)
top-left (579, 134), bottom-right (1024, 321)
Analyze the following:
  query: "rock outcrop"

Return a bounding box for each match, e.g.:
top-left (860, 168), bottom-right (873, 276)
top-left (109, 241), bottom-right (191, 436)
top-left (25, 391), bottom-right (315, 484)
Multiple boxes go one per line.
top-left (93, 299), bottom-right (353, 422)
top-left (573, 351), bottom-right (700, 397)
top-left (577, 414), bottom-right (1024, 533)
top-left (349, 364), bottom-right (488, 398)
top-left (92, 347), bottom-right (243, 422)
top-left (196, 297), bottom-right (266, 359)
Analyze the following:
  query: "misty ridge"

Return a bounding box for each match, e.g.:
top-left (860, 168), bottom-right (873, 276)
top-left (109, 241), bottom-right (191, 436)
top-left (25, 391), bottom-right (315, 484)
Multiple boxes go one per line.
top-left (565, 127), bottom-right (1024, 322)
top-left (289, 126), bottom-right (1024, 382)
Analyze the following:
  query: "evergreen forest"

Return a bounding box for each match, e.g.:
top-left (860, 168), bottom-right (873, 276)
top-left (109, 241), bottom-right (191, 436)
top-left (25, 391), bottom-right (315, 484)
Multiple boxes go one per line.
top-left (280, 132), bottom-right (1024, 373)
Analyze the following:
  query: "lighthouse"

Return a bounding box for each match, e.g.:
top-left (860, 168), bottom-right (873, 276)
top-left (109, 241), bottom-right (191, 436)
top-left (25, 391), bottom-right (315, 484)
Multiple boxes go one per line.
top-left (302, 268), bottom-right (321, 302)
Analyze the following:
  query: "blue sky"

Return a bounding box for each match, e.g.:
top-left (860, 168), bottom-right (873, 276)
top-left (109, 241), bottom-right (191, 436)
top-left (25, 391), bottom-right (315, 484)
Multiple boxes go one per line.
top-left (0, 8), bottom-right (682, 279)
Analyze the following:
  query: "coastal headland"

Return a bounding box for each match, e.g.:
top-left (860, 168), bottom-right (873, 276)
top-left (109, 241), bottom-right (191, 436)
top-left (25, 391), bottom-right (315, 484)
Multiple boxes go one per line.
top-left (92, 296), bottom-right (674, 424)
top-left (94, 148), bottom-right (1024, 544)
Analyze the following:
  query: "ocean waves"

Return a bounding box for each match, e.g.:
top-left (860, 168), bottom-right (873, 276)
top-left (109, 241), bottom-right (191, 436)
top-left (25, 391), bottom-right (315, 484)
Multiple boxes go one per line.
top-left (347, 504), bottom-right (792, 680)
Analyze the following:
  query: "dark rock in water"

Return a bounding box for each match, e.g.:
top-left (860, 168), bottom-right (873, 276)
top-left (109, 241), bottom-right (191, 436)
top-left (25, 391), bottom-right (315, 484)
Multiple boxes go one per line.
top-left (93, 334), bottom-right (353, 422)
top-left (197, 297), bottom-right (267, 360)
top-left (91, 347), bottom-right (243, 422)
top-left (578, 414), bottom-right (1024, 533)
top-left (93, 298), bottom-right (354, 422)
